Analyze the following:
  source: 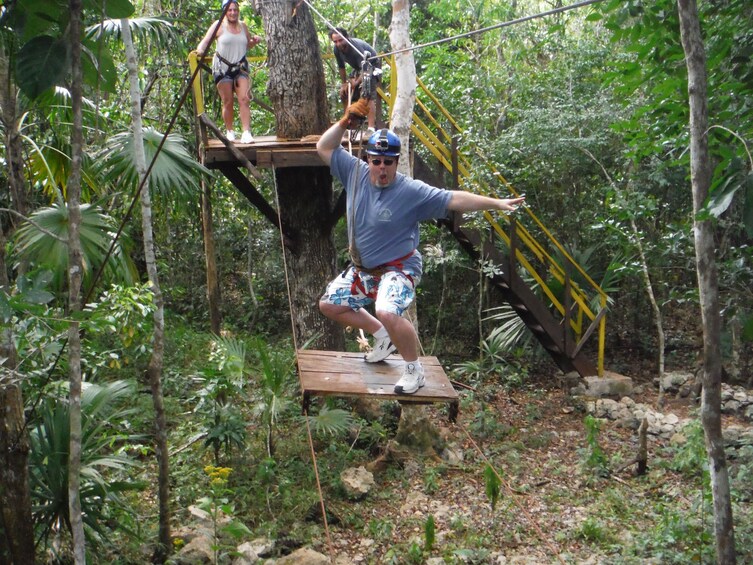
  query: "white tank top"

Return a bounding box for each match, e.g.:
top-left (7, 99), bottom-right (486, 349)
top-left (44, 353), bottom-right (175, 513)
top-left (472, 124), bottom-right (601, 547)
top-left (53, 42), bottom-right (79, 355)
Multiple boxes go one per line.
top-left (212, 23), bottom-right (247, 74)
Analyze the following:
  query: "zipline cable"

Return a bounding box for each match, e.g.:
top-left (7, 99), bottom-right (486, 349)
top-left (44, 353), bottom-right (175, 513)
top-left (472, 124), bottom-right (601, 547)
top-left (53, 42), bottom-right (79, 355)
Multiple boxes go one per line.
top-left (302, 0), bottom-right (371, 65)
top-left (372, 0), bottom-right (606, 61)
top-left (305, 0), bottom-right (605, 64)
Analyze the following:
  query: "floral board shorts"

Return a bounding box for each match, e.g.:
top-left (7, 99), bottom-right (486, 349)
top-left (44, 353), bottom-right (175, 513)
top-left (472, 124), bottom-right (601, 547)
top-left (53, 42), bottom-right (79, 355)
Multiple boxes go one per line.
top-left (321, 267), bottom-right (419, 316)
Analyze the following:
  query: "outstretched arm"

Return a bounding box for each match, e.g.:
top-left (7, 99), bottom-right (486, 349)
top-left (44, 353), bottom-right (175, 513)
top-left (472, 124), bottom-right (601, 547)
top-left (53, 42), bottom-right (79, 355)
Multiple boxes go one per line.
top-left (448, 191), bottom-right (525, 213)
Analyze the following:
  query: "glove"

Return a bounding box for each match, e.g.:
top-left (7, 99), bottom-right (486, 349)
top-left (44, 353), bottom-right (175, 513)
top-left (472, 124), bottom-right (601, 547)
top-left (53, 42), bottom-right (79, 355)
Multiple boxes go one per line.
top-left (338, 98), bottom-right (369, 129)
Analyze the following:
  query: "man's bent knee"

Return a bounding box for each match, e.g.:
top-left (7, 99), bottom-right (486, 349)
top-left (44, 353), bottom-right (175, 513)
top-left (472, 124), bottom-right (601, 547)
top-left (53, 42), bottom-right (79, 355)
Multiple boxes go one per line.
top-left (320, 300), bottom-right (348, 319)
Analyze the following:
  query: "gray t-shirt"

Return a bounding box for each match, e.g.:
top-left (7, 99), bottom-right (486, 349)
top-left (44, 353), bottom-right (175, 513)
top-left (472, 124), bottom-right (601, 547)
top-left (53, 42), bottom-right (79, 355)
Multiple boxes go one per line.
top-left (330, 147), bottom-right (452, 276)
top-left (333, 38), bottom-right (381, 73)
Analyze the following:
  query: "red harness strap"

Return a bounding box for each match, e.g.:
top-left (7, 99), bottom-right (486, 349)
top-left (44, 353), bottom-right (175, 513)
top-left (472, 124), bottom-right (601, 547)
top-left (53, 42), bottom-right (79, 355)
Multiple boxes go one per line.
top-left (350, 250), bottom-right (415, 299)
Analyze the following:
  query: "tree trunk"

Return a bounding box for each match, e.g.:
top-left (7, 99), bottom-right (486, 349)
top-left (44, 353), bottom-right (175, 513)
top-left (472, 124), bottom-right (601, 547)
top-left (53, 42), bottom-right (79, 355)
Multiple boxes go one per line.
top-left (67, 1), bottom-right (86, 562)
top-left (677, 0), bottom-right (736, 562)
top-left (0, 35), bottom-right (29, 281)
top-left (121, 19), bottom-right (171, 562)
top-left (201, 178), bottom-right (223, 334)
top-left (0, 333), bottom-right (35, 564)
top-left (389, 0), bottom-right (417, 177)
top-left (257, 0), bottom-right (343, 350)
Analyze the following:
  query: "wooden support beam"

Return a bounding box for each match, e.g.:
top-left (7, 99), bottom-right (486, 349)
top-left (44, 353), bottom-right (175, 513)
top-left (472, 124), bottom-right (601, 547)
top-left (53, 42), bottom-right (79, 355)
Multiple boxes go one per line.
top-left (217, 164), bottom-right (277, 227)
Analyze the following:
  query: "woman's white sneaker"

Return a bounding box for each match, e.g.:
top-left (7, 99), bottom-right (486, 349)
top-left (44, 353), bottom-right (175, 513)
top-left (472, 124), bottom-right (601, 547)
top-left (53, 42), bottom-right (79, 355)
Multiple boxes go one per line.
top-left (394, 362), bottom-right (425, 394)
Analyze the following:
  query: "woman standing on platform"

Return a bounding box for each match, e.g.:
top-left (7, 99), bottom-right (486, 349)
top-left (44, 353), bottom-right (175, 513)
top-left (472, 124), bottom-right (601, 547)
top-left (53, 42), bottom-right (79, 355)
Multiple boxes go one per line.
top-left (197, 0), bottom-right (262, 144)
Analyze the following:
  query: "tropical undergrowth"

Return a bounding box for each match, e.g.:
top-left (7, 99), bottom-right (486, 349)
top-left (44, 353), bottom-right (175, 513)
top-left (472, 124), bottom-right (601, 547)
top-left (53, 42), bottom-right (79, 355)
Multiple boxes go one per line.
top-left (10, 284), bottom-right (753, 562)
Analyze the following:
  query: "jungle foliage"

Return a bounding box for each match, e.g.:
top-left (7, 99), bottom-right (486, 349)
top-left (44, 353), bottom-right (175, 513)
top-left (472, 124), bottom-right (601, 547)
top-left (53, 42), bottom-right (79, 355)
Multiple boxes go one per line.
top-left (1, 0), bottom-right (752, 562)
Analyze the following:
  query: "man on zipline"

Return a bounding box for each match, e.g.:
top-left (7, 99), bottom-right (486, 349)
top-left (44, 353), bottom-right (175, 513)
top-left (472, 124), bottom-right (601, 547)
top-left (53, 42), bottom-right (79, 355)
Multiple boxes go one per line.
top-left (329, 27), bottom-right (380, 134)
top-left (197, 0), bottom-right (262, 144)
top-left (317, 99), bottom-right (525, 395)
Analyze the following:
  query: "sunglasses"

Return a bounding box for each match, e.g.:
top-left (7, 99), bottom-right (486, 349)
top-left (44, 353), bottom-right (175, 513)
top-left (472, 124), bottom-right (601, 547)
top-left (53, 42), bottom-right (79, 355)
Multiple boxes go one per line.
top-left (369, 158), bottom-right (395, 166)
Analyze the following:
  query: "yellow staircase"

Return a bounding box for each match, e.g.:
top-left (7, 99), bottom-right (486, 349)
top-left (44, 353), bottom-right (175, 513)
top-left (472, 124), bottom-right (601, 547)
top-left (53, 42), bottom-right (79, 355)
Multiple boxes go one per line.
top-left (381, 65), bottom-right (607, 377)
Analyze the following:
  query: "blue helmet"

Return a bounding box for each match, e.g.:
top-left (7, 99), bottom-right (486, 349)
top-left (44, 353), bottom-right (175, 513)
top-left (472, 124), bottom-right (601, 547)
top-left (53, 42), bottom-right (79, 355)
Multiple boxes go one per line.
top-left (366, 129), bottom-right (401, 157)
top-left (222, 0), bottom-right (238, 8)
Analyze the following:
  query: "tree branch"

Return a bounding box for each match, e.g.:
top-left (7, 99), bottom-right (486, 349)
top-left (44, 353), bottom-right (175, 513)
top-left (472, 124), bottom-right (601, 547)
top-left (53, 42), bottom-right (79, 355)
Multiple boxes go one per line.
top-left (0, 208), bottom-right (67, 242)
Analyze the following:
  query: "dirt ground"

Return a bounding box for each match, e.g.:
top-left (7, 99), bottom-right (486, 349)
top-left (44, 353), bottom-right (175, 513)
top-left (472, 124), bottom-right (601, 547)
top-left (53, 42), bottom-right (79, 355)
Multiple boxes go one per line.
top-left (311, 361), bottom-right (749, 564)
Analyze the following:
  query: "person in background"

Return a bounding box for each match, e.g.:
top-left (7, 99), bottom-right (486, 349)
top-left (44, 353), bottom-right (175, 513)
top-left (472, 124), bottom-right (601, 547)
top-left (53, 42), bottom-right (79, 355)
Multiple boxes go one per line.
top-left (329, 27), bottom-right (380, 134)
top-left (316, 99), bottom-right (526, 395)
top-left (197, 0), bottom-right (262, 144)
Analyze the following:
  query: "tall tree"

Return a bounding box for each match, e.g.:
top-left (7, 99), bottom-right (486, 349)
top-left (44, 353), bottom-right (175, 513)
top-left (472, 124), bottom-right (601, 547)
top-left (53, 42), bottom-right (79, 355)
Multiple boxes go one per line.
top-left (0, 35), bottom-right (30, 280)
top-left (256, 1), bottom-right (342, 349)
top-left (676, 0), bottom-right (736, 562)
top-left (0, 25), bottom-right (35, 565)
top-left (0, 336), bottom-right (35, 564)
top-left (66, 0), bottom-right (86, 560)
top-left (121, 18), bottom-right (171, 562)
top-left (389, 0), bottom-right (416, 177)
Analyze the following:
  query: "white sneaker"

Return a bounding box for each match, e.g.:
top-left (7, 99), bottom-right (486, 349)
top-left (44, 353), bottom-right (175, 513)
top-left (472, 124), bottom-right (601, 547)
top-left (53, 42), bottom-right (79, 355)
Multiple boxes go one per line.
top-left (364, 335), bottom-right (396, 363)
top-left (394, 362), bottom-right (425, 395)
top-left (240, 131), bottom-right (255, 144)
top-left (226, 130), bottom-right (236, 141)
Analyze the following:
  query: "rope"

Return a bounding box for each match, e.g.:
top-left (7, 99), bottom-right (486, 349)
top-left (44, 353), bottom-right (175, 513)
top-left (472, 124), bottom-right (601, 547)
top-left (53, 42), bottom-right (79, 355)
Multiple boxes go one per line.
top-left (303, 407), bottom-right (336, 563)
top-left (456, 420), bottom-right (567, 564)
top-left (372, 0), bottom-right (605, 62)
top-left (270, 167), bottom-right (335, 562)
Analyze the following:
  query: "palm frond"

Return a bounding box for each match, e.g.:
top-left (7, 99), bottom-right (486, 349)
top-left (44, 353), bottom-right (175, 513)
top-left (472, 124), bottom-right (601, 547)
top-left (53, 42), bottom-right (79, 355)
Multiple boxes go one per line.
top-left (85, 17), bottom-right (180, 47)
top-left (13, 203), bottom-right (138, 292)
top-left (29, 380), bottom-right (143, 547)
top-left (98, 128), bottom-right (209, 201)
top-left (306, 407), bottom-right (353, 438)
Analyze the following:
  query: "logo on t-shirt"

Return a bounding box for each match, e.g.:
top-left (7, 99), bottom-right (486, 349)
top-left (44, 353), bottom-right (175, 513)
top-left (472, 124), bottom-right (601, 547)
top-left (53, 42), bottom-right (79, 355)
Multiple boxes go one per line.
top-left (377, 208), bottom-right (392, 222)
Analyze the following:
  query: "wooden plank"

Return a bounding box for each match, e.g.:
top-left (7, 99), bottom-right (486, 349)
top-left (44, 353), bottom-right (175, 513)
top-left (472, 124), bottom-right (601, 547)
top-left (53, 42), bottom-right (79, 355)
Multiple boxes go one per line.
top-left (201, 135), bottom-right (368, 169)
top-left (297, 350), bottom-right (458, 404)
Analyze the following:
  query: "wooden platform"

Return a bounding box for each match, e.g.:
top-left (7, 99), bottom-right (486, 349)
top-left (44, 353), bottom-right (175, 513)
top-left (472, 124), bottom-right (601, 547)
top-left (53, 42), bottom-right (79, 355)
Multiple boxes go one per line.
top-left (202, 132), bottom-right (371, 169)
top-left (297, 350), bottom-right (459, 420)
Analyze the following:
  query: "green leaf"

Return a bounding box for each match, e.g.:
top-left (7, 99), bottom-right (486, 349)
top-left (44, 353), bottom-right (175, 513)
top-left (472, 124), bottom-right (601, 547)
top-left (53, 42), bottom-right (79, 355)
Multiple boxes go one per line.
top-left (483, 464), bottom-right (501, 510)
top-left (707, 185), bottom-right (739, 218)
top-left (424, 515), bottom-right (435, 551)
top-left (105, 0), bottom-right (135, 18)
top-left (82, 0), bottom-right (135, 18)
top-left (16, 35), bottom-right (69, 99)
top-left (742, 314), bottom-right (753, 342)
top-left (222, 520), bottom-right (252, 539)
top-left (22, 289), bottom-right (55, 305)
top-left (82, 40), bottom-right (118, 93)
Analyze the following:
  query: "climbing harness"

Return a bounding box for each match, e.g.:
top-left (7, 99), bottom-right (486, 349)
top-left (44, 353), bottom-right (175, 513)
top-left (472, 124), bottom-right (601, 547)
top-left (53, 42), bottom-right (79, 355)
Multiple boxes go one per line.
top-left (213, 53), bottom-right (250, 84)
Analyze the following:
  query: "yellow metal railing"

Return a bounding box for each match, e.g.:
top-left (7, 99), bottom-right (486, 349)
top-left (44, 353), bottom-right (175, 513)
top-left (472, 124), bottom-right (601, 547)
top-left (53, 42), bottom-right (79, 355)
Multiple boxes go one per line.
top-left (383, 59), bottom-right (607, 376)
